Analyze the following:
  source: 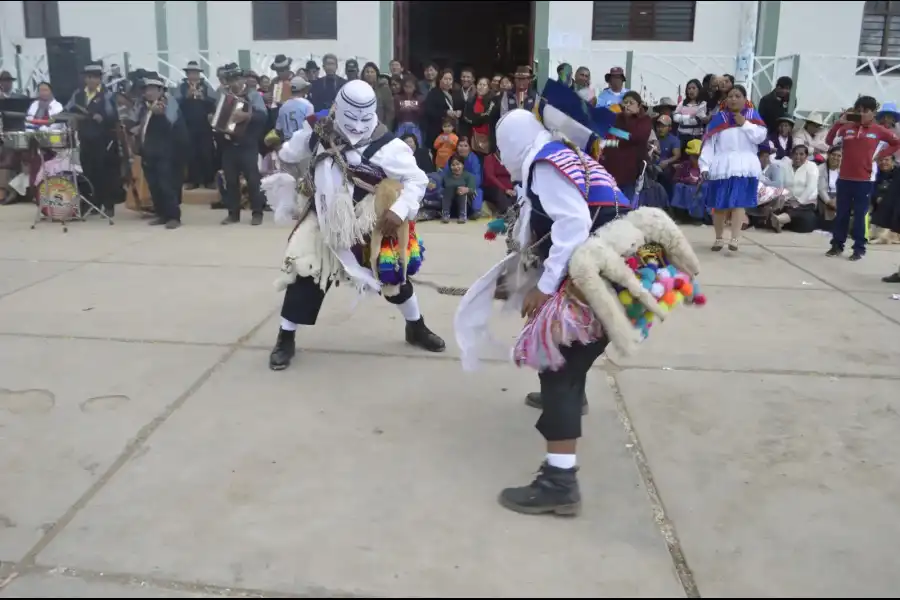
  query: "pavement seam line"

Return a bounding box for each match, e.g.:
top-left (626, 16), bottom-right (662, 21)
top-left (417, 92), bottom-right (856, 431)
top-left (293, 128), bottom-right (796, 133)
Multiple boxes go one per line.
top-left (745, 237), bottom-right (900, 328)
top-left (10, 564), bottom-right (375, 598)
top-left (1, 330), bottom-right (897, 381)
top-left (0, 261), bottom-right (87, 301)
top-left (13, 307), bottom-right (279, 569)
top-left (605, 372), bottom-right (701, 599)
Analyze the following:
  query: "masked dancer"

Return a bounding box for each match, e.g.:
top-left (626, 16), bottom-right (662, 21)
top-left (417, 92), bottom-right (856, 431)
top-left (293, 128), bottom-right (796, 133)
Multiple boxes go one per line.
top-left (264, 79), bottom-right (445, 371)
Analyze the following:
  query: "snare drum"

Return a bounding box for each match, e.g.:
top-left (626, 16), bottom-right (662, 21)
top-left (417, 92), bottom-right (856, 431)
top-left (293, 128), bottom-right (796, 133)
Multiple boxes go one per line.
top-left (36, 128), bottom-right (70, 150)
top-left (38, 174), bottom-right (80, 221)
top-left (3, 131), bottom-right (34, 151)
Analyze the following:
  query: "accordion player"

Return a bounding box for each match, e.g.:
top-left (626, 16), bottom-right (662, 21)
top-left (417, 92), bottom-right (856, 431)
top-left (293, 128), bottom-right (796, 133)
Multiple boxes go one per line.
top-left (211, 91), bottom-right (250, 140)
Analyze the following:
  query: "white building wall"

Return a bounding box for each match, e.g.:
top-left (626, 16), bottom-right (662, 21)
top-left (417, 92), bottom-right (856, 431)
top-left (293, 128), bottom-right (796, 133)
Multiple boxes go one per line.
top-left (0, 1), bottom-right (380, 87)
top-left (206, 0), bottom-right (381, 76)
top-left (546, 1), bottom-right (744, 104)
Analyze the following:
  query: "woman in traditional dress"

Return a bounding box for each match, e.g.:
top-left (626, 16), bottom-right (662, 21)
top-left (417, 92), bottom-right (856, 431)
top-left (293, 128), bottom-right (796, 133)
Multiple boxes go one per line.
top-left (699, 85), bottom-right (768, 251)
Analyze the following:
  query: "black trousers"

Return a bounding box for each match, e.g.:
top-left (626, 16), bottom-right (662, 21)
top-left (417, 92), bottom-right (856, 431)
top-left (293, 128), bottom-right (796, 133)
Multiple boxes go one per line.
top-left (80, 138), bottom-right (119, 211)
top-left (485, 187), bottom-right (513, 215)
top-left (222, 143), bottom-right (264, 217)
top-left (281, 275), bottom-right (414, 326)
top-left (536, 340), bottom-right (608, 442)
top-left (187, 124), bottom-right (215, 186)
top-left (142, 155), bottom-right (182, 221)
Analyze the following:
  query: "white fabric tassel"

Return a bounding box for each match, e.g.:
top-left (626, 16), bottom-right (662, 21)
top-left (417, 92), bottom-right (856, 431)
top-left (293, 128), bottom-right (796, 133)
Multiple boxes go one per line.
top-left (261, 172), bottom-right (301, 225)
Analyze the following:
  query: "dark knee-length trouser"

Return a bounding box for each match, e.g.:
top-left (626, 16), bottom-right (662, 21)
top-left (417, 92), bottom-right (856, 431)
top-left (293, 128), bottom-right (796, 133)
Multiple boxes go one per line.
top-left (280, 275), bottom-right (414, 326)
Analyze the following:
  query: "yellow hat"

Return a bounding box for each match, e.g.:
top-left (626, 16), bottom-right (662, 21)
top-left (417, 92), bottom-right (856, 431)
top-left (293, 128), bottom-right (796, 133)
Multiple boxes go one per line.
top-left (685, 139), bottom-right (702, 155)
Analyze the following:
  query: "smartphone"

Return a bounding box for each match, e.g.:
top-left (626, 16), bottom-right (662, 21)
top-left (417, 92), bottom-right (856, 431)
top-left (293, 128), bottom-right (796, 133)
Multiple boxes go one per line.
top-left (846, 112), bottom-right (862, 123)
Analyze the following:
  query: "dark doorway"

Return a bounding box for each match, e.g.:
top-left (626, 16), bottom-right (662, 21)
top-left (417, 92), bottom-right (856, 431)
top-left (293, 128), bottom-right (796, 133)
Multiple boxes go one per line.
top-left (395, 1), bottom-right (534, 79)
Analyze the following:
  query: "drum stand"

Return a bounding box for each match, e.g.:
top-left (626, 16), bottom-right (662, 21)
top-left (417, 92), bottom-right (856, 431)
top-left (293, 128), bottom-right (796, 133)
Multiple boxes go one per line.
top-left (31, 131), bottom-right (113, 232)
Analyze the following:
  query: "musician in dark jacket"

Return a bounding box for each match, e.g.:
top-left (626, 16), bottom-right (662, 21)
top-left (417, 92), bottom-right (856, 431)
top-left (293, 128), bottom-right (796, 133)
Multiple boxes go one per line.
top-left (218, 65), bottom-right (268, 226)
top-left (308, 53), bottom-right (346, 113)
top-left (65, 61), bottom-right (121, 217)
top-left (176, 61), bottom-right (218, 189)
top-left (135, 72), bottom-right (188, 229)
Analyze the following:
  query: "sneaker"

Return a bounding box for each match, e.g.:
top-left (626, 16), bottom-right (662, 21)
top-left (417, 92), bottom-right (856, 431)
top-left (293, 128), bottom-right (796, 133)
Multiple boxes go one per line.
top-left (849, 252), bottom-right (864, 261)
top-left (825, 247), bottom-right (842, 257)
top-left (220, 215), bottom-right (239, 225)
top-left (250, 213), bottom-right (263, 226)
top-left (769, 213), bottom-right (783, 233)
top-left (148, 217), bottom-right (166, 226)
top-left (498, 462), bottom-right (581, 516)
top-left (882, 272), bottom-right (900, 283)
top-left (457, 218), bottom-right (467, 224)
top-left (165, 219), bottom-right (181, 230)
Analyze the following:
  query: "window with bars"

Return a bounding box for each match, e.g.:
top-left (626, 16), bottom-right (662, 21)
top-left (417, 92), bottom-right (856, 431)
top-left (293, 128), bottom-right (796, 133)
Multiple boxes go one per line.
top-left (858, 1), bottom-right (900, 74)
top-left (23, 0), bottom-right (61, 39)
top-left (252, 1), bottom-right (337, 41)
top-left (591, 1), bottom-right (696, 42)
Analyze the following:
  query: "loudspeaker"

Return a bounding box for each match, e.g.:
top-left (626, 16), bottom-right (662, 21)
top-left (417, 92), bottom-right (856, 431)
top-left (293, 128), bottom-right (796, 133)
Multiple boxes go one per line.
top-left (45, 36), bottom-right (93, 103)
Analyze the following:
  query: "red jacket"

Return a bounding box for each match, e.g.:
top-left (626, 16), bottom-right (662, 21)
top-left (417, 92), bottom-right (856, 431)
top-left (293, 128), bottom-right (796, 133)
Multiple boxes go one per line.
top-left (825, 121), bottom-right (900, 182)
top-left (483, 153), bottom-right (513, 191)
top-left (602, 113), bottom-right (652, 188)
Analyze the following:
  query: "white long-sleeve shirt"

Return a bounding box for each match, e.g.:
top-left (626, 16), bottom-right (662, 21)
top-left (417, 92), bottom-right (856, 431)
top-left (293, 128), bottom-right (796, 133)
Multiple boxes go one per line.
top-left (279, 127), bottom-right (427, 221)
top-left (777, 157), bottom-right (819, 206)
top-left (528, 162), bottom-right (593, 295)
top-left (699, 121), bottom-right (768, 180)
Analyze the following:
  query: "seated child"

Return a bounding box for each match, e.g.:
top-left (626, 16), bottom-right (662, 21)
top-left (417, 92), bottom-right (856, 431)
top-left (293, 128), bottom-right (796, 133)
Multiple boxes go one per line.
top-left (433, 118), bottom-right (459, 170)
top-left (441, 154), bottom-right (476, 224)
top-left (670, 139), bottom-right (706, 221)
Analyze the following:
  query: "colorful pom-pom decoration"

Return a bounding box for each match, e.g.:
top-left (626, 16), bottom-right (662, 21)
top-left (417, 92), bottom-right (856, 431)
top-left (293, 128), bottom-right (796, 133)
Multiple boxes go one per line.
top-left (611, 242), bottom-right (707, 340)
top-left (483, 218), bottom-right (508, 242)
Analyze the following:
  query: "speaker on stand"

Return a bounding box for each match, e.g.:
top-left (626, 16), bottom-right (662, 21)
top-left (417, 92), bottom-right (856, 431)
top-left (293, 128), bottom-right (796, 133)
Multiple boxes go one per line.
top-left (45, 36), bottom-right (92, 104)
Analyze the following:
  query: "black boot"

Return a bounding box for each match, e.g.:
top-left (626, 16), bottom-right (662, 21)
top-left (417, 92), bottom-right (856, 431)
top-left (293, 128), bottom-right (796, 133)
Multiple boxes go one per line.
top-left (498, 462), bottom-right (581, 516)
top-left (269, 329), bottom-right (296, 370)
top-left (405, 317), bottom-right (446, 352)
top-left (524, 392), bottom-right (589, 415)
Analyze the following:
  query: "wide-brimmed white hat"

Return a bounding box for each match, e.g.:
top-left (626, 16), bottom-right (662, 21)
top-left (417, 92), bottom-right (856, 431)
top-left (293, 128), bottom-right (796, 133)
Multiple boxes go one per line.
top-left (803, 112), bottom-right (825, 126)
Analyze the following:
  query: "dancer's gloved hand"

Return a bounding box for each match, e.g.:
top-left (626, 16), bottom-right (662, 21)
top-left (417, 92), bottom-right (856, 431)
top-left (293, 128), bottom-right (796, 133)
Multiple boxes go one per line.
top-left (521, 287), bottom-right (551, 319)
top-left (377, 210), bottom-right (403, 236)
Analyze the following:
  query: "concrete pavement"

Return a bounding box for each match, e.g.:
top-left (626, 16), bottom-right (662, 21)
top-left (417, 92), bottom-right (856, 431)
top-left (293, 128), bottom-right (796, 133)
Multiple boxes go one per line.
top-left (1, 205), bottom-right (899, 597)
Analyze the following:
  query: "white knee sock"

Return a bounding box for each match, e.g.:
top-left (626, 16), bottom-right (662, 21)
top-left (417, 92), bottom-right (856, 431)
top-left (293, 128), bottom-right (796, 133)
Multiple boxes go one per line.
top-left (546, 453), bottom-right (577, 469)
top-left (396, 294), bottom-right (422, 322)
top-left (280, 318), bottom-right (298, 332)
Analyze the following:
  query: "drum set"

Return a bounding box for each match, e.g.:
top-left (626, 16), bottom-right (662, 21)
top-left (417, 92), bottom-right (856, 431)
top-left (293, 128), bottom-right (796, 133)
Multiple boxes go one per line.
top-left (0, 110), bottom-right (109, 232)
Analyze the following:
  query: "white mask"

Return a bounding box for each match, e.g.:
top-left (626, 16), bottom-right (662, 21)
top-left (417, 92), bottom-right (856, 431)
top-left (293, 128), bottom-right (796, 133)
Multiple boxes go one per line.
top-left (334, 79), bottom-right (378, 145)
top-left (495, 109), bottom-right (552, 182)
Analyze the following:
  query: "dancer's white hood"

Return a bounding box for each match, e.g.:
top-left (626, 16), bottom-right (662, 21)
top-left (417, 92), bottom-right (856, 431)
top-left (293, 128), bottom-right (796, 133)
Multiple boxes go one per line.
top-left (495, 108), bottom-right (552, 182)
top-left (334, 79), bottom-right (378, 146)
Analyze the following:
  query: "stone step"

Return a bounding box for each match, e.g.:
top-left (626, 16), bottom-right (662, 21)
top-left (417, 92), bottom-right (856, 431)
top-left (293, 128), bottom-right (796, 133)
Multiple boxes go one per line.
top-left (182, 187), bottom-right (220, 206)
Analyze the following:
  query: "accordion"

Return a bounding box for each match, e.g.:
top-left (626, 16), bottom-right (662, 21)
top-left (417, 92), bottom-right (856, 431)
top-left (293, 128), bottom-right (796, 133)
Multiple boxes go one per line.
top-left (211, 92), bottom-right (248, 140)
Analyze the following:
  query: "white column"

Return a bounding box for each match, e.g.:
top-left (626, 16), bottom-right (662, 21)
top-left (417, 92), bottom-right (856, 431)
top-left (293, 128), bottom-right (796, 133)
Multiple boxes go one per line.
top-left (735, 0), bottom-right (760, 95)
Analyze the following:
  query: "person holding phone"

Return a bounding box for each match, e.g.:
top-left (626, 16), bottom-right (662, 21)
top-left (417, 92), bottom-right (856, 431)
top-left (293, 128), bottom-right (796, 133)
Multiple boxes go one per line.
top-left (825, 96), bottom-right (900, 261)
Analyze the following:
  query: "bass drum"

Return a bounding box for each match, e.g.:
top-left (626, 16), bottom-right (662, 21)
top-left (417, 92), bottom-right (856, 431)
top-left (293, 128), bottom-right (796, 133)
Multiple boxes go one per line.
top-left (38, 172), bottom-right (93, 220)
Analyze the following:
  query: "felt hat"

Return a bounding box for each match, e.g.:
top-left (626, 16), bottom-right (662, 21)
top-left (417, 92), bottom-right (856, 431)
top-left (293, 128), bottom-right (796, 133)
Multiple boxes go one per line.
top-left (82, 61), bottom-right (104, 76)
top-left (513, 65), bottom-right (533, 79)
top-left (605, 66), bottom-right (626, 83)
top-left (345, 58), bottom-right (359, 73)
top-left (776, 115), bottom-right (795, 126)
top-left (0, 70), bottom-right (16, 82)
top-left (142, 71), bottom-right (165, 88)
top-left (654, 96), bottom-right (676, 111)
top-left (184, 61), bottom-right (202, 72)
top-left (802, 112), bottom-right (826, 126)
top-left (270, 54), bottom-right (292, 71)
top-left (305, 59), bottom-right (319, 71)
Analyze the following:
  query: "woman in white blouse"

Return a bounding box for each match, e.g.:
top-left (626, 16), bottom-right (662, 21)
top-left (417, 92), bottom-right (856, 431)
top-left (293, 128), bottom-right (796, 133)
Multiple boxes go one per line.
top-left (26, 82), bottom-right (63, 126)
top-left (817, 146), bottom-right (841, 231)
top-left (769, 144), bottom-right (820, 232)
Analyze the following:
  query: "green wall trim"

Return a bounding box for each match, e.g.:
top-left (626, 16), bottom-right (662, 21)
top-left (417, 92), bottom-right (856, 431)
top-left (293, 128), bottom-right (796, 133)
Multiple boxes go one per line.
top-left (197, 1), bottom-right (210, 74)
top-left (154, 1), bottom-right (169, 78)
top-left (755, 0), bottom-right (781, 57)
top-left (379, 1), bottom-right (393, 70)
